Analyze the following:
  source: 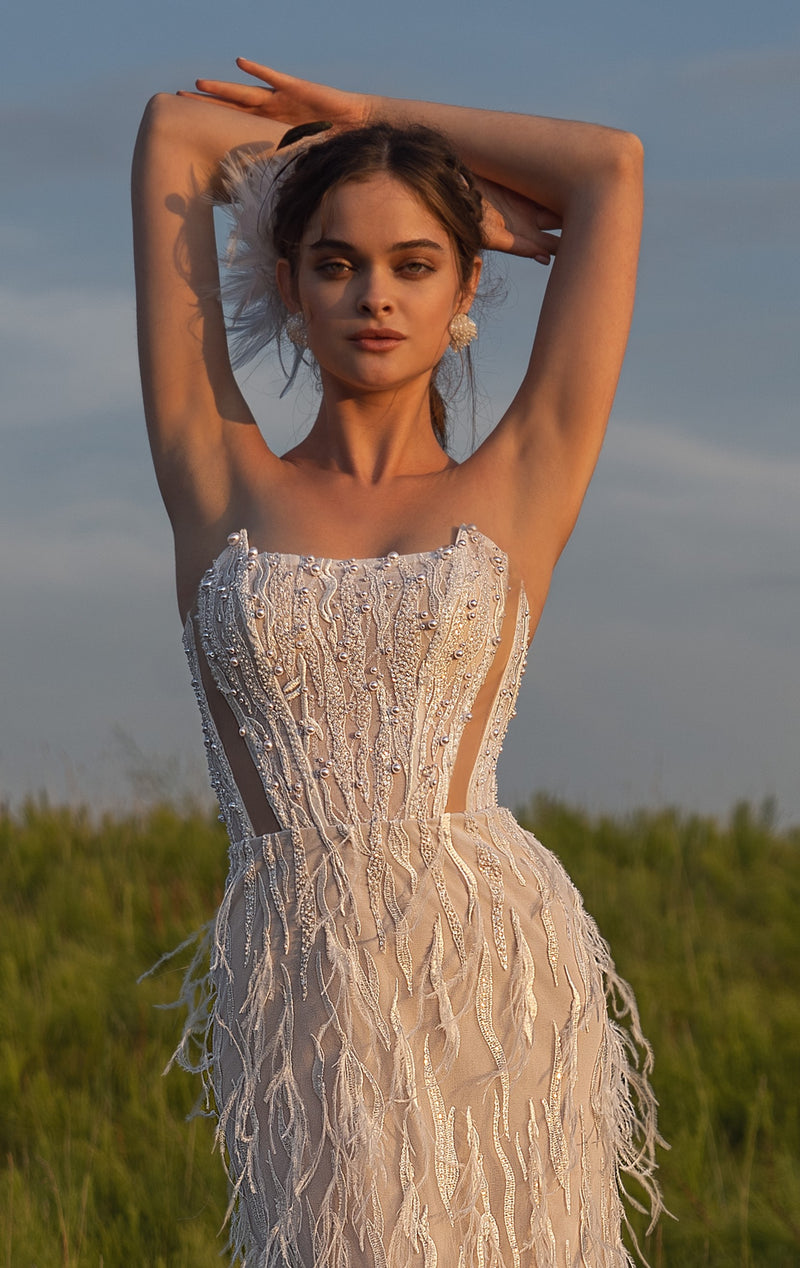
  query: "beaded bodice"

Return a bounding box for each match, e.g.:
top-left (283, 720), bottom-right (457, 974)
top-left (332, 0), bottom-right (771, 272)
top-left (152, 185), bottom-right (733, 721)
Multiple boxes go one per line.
top-left (185, 524), bottom-right (529, 842)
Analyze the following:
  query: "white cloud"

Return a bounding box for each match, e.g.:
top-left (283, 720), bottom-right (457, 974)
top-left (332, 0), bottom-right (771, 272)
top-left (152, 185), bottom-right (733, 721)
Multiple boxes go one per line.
top-left (606, 419), bottom-right (800, 517)
top-left (0, 284), bottom-right (139, 428)
top-left (645, 177), bottom-right (800, 245)
top-left (0, 68), bottom-right (190, 182)
top-left (501, 418), bottom-right (800, 820)
top-left (596, 419), bottom-right (800, 585)
top-left (677, 46), bottom-right (800, 96)
top-left (0, 498), bottom-right (166, 591)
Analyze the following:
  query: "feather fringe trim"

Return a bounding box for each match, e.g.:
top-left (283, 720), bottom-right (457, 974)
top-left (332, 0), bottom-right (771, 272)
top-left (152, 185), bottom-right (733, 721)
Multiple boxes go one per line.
top-left (159, 809), bottom-right (665, 1267)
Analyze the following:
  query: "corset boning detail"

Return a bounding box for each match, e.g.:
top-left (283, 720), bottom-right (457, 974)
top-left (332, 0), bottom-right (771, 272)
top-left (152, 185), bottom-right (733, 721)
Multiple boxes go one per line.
top-left (185, 525), bottom-right (530, 842)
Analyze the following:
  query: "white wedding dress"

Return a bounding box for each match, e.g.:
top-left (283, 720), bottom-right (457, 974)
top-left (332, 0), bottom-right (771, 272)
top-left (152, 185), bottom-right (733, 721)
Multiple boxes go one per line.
top-left (176, 523), bottom-right (661, 1267)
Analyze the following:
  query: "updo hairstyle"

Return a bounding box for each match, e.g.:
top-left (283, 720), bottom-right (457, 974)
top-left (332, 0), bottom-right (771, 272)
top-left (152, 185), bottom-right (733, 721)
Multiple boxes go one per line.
top-left (270, 122), bottom-right (485, 446)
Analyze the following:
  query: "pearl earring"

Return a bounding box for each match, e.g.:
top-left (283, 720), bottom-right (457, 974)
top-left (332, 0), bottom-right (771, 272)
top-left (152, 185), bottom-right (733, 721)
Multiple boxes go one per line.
top-left (448, 313), bottom-right (478, 351)
top-left (286, 312), bottom-right (309, 350)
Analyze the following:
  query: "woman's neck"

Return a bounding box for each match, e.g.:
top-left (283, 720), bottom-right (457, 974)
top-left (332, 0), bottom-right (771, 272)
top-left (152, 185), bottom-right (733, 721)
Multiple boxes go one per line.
top-left (282, 380), bottom-right (453, 484)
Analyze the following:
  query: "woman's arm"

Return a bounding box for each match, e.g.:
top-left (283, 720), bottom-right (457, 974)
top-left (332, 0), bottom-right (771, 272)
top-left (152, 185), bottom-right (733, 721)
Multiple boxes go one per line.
top-left (400, 102), bottom-right (643, 562)
top-left (131, 93), bottom-right (287, 534)
top-left (192, 63), bottom-right (643, 571)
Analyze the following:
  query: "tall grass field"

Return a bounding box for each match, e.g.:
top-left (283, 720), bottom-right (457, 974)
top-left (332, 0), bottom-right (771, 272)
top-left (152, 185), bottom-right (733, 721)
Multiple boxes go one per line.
top-left (2, 796), bottom-right (798, 1265)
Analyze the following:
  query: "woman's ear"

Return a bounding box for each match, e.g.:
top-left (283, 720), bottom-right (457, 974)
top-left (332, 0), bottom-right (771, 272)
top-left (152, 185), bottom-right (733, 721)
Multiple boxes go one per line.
top-left (460, 256), bottom-right (482, 313)
top-left (275, 258), bottom-right (298, 312)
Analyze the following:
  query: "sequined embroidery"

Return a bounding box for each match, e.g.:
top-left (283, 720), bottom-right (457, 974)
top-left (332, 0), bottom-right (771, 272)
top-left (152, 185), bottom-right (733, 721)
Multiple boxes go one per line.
top-left (476, 940), bottom-right (511, 1136)
top-left (422, 1035), bottom-right (458, 1219)
top-left (172, 524), bottom-right (663, 1268)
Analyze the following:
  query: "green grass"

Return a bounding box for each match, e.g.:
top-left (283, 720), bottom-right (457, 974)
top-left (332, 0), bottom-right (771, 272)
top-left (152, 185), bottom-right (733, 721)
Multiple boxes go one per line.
top-left (1, 795), bottom-right (798, 1265)
top-left (517, 796), bottom-right (800, 1267)
top-left (1, 801), bottom-right (228, 1267)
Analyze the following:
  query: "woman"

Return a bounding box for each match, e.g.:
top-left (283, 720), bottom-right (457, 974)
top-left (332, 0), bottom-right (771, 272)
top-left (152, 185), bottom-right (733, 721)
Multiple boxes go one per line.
top-left (133, 61), bottom-right (661, 1267)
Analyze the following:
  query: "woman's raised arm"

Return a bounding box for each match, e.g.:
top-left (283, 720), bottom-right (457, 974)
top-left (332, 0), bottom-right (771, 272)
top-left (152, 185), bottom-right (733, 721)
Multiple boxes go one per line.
top-left (420, 105), bottom-right (643, 566)
top-left (193, 62), bottom-right (643, 575)
top-left (131, 93), bottom-right (287, 533)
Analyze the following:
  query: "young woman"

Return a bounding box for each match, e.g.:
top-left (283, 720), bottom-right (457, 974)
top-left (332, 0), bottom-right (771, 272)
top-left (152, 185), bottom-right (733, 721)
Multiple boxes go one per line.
top-left (132, 60), bottom-right (661, 1267)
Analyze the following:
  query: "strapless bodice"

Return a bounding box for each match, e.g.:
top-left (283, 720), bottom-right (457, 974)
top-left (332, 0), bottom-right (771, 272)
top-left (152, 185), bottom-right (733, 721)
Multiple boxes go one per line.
top-left (184, 525), bottom-right (530, 843)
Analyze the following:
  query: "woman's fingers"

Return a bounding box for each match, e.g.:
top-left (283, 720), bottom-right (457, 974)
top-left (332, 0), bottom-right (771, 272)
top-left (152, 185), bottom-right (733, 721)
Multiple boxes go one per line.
top-left (175, 90), bottom-right (259, 115)
top-left (236, 60), bottom-right (368, 126)
top-left (508, 229), bottom-right (560, 262)
top-left (184, 60), bottom-right (369, 130)
top-left (481, 201), bottom-right (559, 260)
top-left (533, 205), bottom-right (562, 231)
top-left (476, 178), bottom-right (561, 261)
top-left (194, 78), bottom-right (272, 108)
top-left (177, 89), bottom-right (235, 104)
top-left (530, 232), bottom-right (560, 263)
top-left (234, 58), bottom-right (282, 83)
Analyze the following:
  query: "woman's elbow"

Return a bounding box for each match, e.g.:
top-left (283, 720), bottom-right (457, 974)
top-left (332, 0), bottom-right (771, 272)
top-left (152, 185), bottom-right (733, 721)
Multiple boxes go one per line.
top-left (612, 130), bottom-right (644, 176)
top-left (136, 92), bottom-right (186, 143)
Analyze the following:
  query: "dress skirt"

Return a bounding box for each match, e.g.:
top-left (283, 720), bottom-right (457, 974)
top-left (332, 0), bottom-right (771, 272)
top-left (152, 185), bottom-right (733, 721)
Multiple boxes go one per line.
top-left (171, 808), bottom-right (662, 1268)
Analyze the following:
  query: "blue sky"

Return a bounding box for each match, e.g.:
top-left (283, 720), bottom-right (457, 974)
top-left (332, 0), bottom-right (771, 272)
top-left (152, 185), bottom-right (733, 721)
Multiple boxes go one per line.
top-left (2, 0), bottom-right (798, 820)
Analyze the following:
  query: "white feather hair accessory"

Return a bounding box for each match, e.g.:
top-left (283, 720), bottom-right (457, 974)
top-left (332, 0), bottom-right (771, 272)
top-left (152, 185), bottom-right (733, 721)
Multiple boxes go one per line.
top-left (218, 127), bottom-right (332, 390)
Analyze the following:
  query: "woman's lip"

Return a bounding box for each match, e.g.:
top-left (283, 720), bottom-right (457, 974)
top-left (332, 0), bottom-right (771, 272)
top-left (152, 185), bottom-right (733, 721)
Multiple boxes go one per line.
top-left (348, 331), bottom-right (407, 352)
top-left (349, 329), bottom-right (405, 342)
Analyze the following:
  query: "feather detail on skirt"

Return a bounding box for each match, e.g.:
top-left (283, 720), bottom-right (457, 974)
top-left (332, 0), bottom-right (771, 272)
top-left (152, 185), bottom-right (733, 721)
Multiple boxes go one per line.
top-left (163, 809), bottom-right (665, 1267)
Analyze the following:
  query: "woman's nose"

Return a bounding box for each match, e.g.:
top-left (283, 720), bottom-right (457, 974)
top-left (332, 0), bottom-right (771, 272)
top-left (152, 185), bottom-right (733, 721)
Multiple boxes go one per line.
top-left (355, 269), bottom-right (393, 315)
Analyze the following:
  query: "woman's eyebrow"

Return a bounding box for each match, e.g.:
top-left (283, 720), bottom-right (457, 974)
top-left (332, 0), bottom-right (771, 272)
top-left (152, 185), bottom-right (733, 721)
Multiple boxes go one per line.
top-left (392, 239), bottom-right (446, 252)
top-left (308, 237), bottom-right (446, 253)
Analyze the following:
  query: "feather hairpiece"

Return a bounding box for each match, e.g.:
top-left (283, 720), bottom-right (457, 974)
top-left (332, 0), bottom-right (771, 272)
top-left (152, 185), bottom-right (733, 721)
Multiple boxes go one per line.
top-left (218, 125), bottom-right (333, 390)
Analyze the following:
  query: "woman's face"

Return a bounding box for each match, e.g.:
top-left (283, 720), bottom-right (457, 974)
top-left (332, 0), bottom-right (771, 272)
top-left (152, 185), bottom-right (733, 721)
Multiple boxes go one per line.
top-left (278, 173), bottom-right (479, 396)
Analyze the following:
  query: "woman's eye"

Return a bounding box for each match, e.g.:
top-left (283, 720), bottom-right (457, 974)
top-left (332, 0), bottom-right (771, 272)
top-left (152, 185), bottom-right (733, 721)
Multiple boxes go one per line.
top-left (317, 260), bottom-right (352, 277)
top-left (400, 260), bottom-right (434, 276)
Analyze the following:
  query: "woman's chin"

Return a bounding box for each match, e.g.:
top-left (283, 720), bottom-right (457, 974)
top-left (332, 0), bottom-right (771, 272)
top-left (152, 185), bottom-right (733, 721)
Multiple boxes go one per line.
top-left (317, 358), bottom-right (434, 399)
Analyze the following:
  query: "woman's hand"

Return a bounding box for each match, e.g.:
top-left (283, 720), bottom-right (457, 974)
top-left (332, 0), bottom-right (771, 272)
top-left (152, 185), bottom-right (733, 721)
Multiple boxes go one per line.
top-left (474, 176), bottom-right (561, 265)
top-left (180, 60), bottom-right (370, 130)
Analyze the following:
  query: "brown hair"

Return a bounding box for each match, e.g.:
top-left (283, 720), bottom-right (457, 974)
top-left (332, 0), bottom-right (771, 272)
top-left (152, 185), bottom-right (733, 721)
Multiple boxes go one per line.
top-left (270, 122), bottom-right (484, 447)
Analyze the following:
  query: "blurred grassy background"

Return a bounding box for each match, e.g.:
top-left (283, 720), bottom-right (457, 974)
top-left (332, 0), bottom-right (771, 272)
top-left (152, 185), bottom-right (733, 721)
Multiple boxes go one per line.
top-left (1, 796), bottom-right (798, 1265)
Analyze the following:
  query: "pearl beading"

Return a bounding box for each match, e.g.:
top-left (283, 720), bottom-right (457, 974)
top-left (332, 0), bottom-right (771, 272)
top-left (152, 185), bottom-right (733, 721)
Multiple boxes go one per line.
top-left (173, 525), bottom-right (664, 1267)
top-left (186, 524), bottom-right (529, 837)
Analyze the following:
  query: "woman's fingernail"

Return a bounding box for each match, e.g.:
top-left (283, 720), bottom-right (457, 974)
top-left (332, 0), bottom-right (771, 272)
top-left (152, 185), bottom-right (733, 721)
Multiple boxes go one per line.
top-left (534, 253), bottom-right (550, 265)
